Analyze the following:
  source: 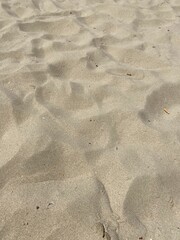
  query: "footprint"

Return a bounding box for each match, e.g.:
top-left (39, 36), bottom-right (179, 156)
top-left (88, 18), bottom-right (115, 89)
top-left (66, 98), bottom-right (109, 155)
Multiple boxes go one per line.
top-left (1, 86), bottom-right (34, 125)
top-left (31, 0), bottom-right (41, 10)
top-left (139, 83), bottom-right (180, 133)
top-left (1, 2), bottom-right (17, 17)
top-left (85, 49), bottom-right (114, 70)
top-left (106, 47), bottom-right (169, 69)
top-left (123, 172), bottom-right (180, 239)
top-left (107, 67), bottom-right (144, 80)
top-left (30, 38), bottom-right (45, 58)
top-left (91, 35), bottom-right (120, 48)
top-left (67, 179), bottom-right (119, 239)
top-left (0, 89), bottom-right (13, 137)
top-left (35, 80), bottom-right (94, 114)
top-left (18, 19), bottom-right (80, 36)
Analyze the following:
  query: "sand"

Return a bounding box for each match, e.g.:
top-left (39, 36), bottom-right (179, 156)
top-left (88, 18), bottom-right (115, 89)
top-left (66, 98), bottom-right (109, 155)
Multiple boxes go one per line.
top-left (0, 0), bottom-right (180, 239)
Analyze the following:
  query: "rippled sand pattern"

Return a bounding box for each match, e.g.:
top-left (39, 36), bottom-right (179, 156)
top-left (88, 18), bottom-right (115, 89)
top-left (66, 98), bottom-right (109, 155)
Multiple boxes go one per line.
top-left (0, 0), bottom-right (180, 239)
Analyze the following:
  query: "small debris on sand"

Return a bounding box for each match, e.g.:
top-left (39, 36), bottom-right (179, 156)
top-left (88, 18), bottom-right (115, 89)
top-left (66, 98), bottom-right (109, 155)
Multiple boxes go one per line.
top-left (163, 108), bottom-right (170, 114)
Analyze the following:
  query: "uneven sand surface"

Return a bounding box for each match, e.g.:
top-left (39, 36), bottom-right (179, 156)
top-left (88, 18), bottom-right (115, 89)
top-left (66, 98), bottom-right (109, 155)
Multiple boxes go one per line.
top-left (0, 0), bottom-right (180, 239)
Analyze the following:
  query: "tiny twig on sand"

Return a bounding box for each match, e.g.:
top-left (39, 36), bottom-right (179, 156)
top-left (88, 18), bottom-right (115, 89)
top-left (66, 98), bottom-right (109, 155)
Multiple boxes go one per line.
top-left (163, 108), bottom-right (170, 114)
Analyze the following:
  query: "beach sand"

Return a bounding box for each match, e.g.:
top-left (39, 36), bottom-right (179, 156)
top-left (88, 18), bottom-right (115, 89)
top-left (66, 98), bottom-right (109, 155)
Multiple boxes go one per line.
top-left (0, 0), bottom-right (180, 239)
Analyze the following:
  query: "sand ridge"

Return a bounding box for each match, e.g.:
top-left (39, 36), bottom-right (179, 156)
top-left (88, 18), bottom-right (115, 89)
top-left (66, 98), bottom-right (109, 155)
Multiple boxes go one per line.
top-left (0, 0), bottom-right (180, 239)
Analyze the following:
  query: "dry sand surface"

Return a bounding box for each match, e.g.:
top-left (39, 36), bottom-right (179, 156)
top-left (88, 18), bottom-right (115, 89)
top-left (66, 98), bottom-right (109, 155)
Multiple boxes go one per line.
top-left (0, 0), bottom-right (180, 239)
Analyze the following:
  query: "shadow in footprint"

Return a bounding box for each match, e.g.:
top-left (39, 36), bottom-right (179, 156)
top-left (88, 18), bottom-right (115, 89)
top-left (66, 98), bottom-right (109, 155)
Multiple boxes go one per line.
top-left (139, 83), bottom-right (180, 130)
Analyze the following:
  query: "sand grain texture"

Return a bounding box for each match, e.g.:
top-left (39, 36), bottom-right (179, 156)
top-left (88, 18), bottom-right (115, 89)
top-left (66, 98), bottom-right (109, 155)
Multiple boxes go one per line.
top-left (0, 0), bottom-right (180, 239)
